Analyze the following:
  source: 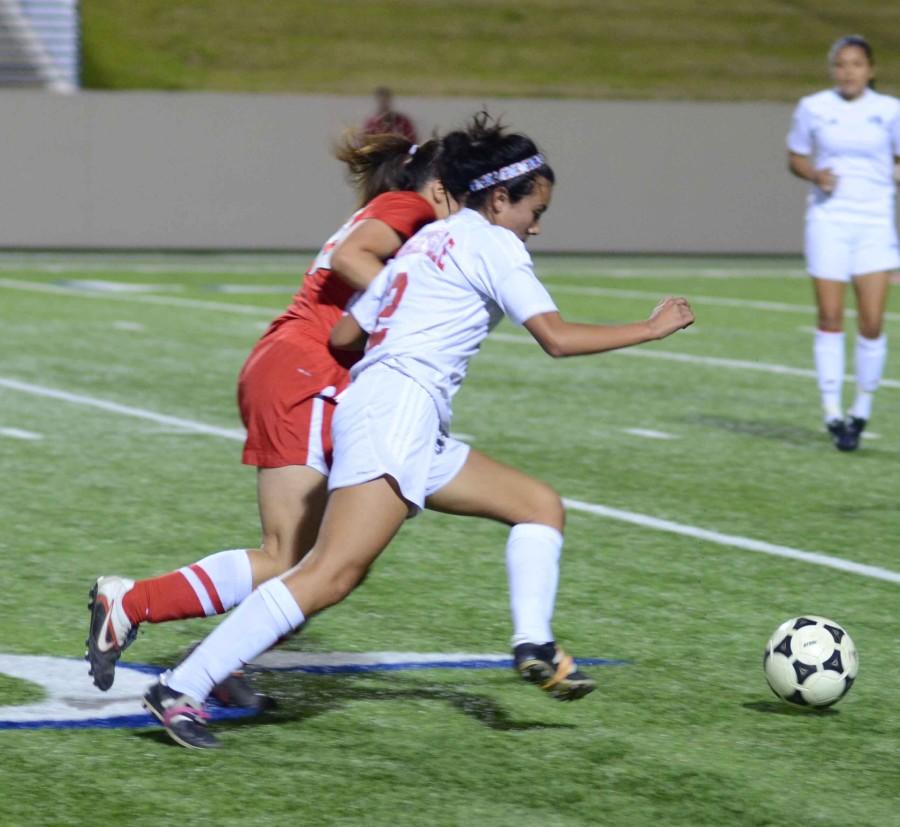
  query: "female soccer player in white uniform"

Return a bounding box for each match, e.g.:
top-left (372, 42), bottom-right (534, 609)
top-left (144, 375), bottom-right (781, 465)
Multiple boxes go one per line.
top-left (142, 115), bottom-right (694, 749)
top-left (787, 35), bottom-right (900, 451)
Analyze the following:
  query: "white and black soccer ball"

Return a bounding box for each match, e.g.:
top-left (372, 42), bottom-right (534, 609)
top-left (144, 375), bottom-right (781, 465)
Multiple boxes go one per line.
top-left (763, 616), bottom-right (858, 708)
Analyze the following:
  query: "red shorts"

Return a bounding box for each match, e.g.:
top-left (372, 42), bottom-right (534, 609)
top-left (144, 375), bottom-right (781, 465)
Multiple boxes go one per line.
top-left (238, 333), bottom-right (349, 472)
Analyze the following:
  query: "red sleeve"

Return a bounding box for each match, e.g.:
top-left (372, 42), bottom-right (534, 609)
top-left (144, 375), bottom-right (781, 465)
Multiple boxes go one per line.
top-left (354, 191), bottom-right (436, 240)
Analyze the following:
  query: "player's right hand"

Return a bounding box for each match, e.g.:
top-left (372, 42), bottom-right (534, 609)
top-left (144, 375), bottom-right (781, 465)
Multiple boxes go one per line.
top-left (814, 167), bottom-right (837, 194)
top-left (648, 296), bottom-right (694, 339)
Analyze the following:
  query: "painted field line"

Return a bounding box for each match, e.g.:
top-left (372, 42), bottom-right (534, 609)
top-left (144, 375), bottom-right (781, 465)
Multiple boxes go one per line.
top-left (5, 279), bottom-right (898, 390)
top-left (0, 278), bottom-right (276, 316)
top-left (0, 377), bottom-right (246, 440)
top-left (623, 428), bottom-right (676, 440)
top-left (0, 427), bottom-right (43, 440)
top-left (562, 498), bottom-right (900, 585)
top-left (488, 332), bottom-right (900, 390)
top-left (2, 374), bottom-right (898, 587)
top-left (547, 284), bottom-right (900, 323)
top-left (535, 266), bottom-right (807, 281)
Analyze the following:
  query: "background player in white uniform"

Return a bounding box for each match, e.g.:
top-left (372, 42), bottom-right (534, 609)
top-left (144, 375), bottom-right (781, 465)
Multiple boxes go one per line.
top-left (787, 35), bottom-right (900, 451)
top-left (142, 114), bottom-right (694, 749)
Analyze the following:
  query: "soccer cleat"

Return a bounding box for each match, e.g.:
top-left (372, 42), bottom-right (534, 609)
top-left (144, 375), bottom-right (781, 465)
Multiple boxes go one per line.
top-left (825, 418), bottom-right (848, 450)
top-left (513, 641), bottom-right (596, 701)
top-left (840, 416), bottom-right (867, 452)
top-left (826, 416), bottom-right (865, 451)
top-left (177, 642), bottom-right (276, 712)
top-left (85, 575), bottom-right (137, 691)
top-left (142, 676), bottom-right (220, 750)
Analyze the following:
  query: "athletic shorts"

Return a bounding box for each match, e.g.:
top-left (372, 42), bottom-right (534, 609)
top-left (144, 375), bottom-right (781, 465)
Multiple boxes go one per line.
top-left (238, 334), bottom-right (348, 473)
top-left (328, 363), bottom-right (470, 515)
top-left (805, 218), bottom-right (900, 282)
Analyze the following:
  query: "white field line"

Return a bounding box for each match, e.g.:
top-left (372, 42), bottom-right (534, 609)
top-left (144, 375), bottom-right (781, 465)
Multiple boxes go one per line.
top-left (487, 332), bottom-right (900, 390)
top-left (4, 278), bottom-right (900, 389)
top-left (547, 283), bottom-right (900, 323)
top-left (0, 279), bottom-right (277, 316)
top-left (562, 498), bottom-right (900, 585)
top-left (0, 377), bottom-right (246, 441)
top-left (1, 375), bottom-right (898, 586)
top-left (623, 428), bottom-right (676, 440)
top-left (0, 427), bottom-right (43, 440)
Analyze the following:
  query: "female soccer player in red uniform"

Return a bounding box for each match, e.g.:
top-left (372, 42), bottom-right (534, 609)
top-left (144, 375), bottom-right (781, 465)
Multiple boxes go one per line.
top-left (85, 134), bottom-right (456, 694)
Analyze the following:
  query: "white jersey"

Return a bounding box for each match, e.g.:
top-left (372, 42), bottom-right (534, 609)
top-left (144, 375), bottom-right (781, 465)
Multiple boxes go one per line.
top-left (787, 88), bottom-right (900, 225)
top-left (348, 208), bottom-right (558, 427)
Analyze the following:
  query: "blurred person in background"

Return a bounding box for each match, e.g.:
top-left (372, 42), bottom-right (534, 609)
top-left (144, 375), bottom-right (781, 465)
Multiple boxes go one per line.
top-left (787, 35), bottom-right (900, 451)
top-left (362, 86), bottom-right (418, 143)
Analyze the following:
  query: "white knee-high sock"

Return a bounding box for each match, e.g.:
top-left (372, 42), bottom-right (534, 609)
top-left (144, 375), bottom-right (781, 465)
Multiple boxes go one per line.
top-left (851, 334), bottom-right (887, 420)
top-left (506, 523), bottom-right (563, 647)
top-left (814, 330), bottom-right (845, 421)
top-left (191, 548), bottom-right (254, 612)
top-left (167, 578), bottom-right (305, 702)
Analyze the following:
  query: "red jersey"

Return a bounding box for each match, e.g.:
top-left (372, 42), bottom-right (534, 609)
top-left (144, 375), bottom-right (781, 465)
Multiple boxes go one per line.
top-left (238, 191), bottom-right (436, 468)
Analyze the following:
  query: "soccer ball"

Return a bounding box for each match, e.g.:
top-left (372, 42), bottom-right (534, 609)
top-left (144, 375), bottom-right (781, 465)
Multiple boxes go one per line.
top-left (763, 616), bottom-right (858, 707)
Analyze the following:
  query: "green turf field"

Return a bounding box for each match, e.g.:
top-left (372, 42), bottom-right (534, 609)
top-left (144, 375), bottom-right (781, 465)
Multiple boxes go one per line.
top-left (80, 1), bottom-right (900, 101)
top-left (1, 254), bottom-right (898, 826)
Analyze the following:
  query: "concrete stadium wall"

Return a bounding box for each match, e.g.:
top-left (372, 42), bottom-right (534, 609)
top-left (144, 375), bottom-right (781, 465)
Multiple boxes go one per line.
top-left (0, 91), bottom-right (808, 253)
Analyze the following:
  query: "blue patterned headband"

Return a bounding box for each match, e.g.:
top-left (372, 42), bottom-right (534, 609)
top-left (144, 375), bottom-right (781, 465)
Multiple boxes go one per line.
top-left (468, 153), bottom-right (546, 193)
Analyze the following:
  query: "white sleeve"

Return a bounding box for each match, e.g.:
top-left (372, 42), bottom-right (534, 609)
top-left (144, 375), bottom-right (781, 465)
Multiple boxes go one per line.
top-left (890, 100), bottom-right (900, 155)
top-left (349, 266), bottom-right (391, 333)
top-left (786, 99), bottom-right (813, 155)
top-left (475, 230), bottom-right (558, 325)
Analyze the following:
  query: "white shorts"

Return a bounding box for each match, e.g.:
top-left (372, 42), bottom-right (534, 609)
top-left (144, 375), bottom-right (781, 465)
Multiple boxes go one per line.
top-left (328, 363), bottom-right (470, 515)
top-left (805, 219), bottom-right (900, 282)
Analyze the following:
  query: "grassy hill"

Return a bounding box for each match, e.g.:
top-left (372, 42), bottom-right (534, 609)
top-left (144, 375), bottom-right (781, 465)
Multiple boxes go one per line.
top-left (81, 0), bottom-right (900, 101)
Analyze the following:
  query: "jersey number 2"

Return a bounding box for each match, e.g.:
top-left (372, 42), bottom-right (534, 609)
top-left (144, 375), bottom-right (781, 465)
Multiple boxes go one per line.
top-left (368, 272), bottom-right (408, 348)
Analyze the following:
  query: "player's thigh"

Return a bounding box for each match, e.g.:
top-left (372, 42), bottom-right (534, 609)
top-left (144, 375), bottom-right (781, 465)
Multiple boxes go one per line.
top-left (811, 277), bottom-right (847, 331)
top-left (283, 477), bottom-right (409, 614)
top-left (426, 448), bottom-right (564, 531)
top-left (805, 219), bottom-right (853, 288)
top-left (852, 270), bottom-right (891, 339)
top-left (257, 465), bottom-right (328, 563)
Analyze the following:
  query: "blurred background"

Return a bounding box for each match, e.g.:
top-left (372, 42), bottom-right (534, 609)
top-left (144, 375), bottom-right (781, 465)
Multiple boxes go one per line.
top-left (2, 0), bottom-right (899, 251)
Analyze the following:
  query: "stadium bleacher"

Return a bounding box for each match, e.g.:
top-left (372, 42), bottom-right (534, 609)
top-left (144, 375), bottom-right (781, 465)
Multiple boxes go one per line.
top-left (0, 0), bottom-right (77, 90)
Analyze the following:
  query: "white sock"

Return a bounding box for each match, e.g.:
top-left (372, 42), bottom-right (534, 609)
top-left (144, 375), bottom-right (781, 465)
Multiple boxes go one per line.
top-left (814, 329), bottom-right (845, 421)
top-left (506, 523), bottom-right (563, 647)
top-left (167, 578), bottom-right (305, 702)
top-left (188, 548), bottom-right (254, 612)
top-left (851, 334), bottom-right (887, 419)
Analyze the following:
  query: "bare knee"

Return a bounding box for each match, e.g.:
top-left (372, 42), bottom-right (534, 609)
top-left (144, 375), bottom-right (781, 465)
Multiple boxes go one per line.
top-left (526, 483), bottom-right (565, 533)
top-left (817, 312), bottom-right (843, 333)
top-left (858, 320), bottom-right (883, 340)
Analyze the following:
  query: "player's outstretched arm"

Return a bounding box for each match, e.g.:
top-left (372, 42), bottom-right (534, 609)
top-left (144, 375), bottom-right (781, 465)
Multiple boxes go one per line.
top-left (331, 219), bottom-right (404, 290)
top-left (524, 297), bottom-right (694, 358)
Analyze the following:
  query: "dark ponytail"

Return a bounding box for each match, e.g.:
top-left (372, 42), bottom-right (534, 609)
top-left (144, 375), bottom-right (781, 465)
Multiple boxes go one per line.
top-left (334, 131), bottom-right (442, 207)
top-left (438, 112), bottom-right (554, 209)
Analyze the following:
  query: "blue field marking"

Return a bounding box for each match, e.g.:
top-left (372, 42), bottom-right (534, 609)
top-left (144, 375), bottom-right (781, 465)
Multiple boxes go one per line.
top-left (248, 657), bottom-right (628, 675)
top-left (0, 706), bottom-right (256, 731)
top-left (0, 653), bottom-right (629, 731)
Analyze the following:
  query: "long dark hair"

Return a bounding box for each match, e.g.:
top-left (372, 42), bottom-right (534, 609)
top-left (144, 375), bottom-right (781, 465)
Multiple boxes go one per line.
top-left (334, 132), bottom-right (442, 207)
top-left (438, 112), bottom-right (554, 208)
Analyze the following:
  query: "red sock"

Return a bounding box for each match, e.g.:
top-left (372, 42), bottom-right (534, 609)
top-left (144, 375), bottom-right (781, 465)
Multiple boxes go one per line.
top-left (122, 566), bottom-right (224, 625)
